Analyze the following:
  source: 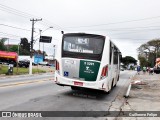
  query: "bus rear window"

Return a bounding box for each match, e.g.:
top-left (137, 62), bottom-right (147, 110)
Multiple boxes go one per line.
top-left (63, 36), bottom-right (104, 54)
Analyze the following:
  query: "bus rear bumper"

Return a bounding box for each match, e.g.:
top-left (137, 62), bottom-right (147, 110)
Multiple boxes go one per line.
top-left (55, 72), bottom-right (108, 91)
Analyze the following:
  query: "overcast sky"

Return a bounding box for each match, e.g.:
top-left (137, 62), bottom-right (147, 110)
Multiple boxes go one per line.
top-left (1, 0), bottom-right (160, 59)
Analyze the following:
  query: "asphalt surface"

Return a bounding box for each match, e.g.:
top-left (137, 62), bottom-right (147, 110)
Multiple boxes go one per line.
top-left (0, 71), bottom-right (136, 120)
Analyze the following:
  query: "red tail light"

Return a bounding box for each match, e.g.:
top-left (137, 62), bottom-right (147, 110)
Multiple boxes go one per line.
top-left (101, 65), bottom-right (108, 79)
top-left (55, 60), bottom-right (59, 71)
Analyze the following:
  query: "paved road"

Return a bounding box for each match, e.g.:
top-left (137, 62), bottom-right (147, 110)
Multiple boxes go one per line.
top-left (0, 71), bottom-right (136, 120)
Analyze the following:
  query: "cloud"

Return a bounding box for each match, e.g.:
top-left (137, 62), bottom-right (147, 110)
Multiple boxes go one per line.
top-left (0, 0), bottom-right (160, 59)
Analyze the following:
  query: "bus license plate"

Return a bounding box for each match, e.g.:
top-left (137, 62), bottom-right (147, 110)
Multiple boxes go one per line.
top-left (74, 81), bottom-right (83, 86)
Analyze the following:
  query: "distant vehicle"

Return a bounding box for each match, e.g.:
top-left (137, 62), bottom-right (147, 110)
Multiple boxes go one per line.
top-left (18, 60), bottom-right (29, 68)
top-left (32, 62), bottom-right (38, 66)
top-left (46, 63), bottom-right (54, 66)
top-left (0, 50), bottom-right (18, 67)
top-left (120, 67), bottom-right (124, 71)
top-left (55, 33), bottom-right (122, 93)
top-left (38, 61), bottom-right (48, 66)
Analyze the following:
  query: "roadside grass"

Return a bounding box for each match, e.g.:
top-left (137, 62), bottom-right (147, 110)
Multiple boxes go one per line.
top-left (0, 65), bottom-right (46, 75)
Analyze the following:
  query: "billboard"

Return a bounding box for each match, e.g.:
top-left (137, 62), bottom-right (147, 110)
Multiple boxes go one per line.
top-left (34, 54), bottom-right (43, 64)
top-left (39, 36), bottom-right (52, 43)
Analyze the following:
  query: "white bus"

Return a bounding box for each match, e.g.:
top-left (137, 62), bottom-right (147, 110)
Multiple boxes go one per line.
top-left (55, 33), bottom-right (121, 93)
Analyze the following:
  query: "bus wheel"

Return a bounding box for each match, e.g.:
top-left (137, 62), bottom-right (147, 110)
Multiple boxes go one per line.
top-left (114, 83), bottom-right (117, 87)
top-left (71, 86), bottom-right (79, 90)
top-left (117, 75), bottom-right (120, 81)
top-left (111, 80), bottom-right (114, 90)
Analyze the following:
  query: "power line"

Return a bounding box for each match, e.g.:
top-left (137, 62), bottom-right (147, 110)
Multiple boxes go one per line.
top-left (110, 28), bottom-right (160, 36)
top-left (0, 32), bottom-right (24, 38)
top-left (77, 25), bottom-right (160, 31)
top-left (41, 19), bottom-right (63, 31)
top-left (112, 38), bottom-right (151, 40)
top-left (0, 3), bottom-right (64, 31)
top-left (0, 4), bottom-right (36, 18)
top-left (0, 23), bottom-right (31, 31)
top-left (65, 16), bottom-right (160, 29)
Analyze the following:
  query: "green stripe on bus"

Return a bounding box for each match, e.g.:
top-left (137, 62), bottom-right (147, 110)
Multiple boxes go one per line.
top-left (79, 60), bottom-right (100, 81)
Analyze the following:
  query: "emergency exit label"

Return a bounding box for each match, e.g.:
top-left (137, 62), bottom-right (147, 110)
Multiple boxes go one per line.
top-left (79, 60), bottom-right (100, 81)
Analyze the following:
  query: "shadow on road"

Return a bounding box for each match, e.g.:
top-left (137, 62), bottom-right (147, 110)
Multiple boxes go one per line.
top-left (60, 86), bottom-right (119, 101)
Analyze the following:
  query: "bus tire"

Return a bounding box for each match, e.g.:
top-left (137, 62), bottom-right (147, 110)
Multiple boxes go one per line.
top-left (117, 75), bottom-right (119, 81)
top-left (114, 78), bottom-right (118, 87)
top-left (111, 80), bottom-right (114, 90)
top-left (114, 83), bottom-right (117, 87)
top-left (107, 90), bottom-right (110, 94)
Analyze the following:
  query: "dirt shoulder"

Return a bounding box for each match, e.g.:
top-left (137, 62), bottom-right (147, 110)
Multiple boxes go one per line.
top-left (118, 72), bottom-right (160, 119)
top-left (0, 65), bottom-right (55, 78)
top-left (32, 65), bottom-right (55, 73)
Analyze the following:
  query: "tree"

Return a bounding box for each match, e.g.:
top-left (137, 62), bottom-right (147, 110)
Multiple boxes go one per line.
top-left (0, 38), bottom-right (7, 51)
top-left (147, 39), bottom-right (160, 58)
top-left (121, 56), bottom-right (137, 67)
top-left (137, 39), bottom-right (160, 67)
top-left (20, 38), bottom-right (30, 55)
top-left (138, 56), bottom-right (150, 67)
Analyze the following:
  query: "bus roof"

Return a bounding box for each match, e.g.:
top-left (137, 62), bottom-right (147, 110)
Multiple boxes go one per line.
top-left (63, 33), bottom-right (121, 53)
top-left (63, 33), bottom-right (106, 39)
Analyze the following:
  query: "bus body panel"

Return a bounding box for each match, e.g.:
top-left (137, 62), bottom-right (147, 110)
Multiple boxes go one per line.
top-left (55, 71), bottom-right (109, 91)
top-left (55, 33), bottom-right (121, 92)
top-left (62, 58), bottom-right (100, 81)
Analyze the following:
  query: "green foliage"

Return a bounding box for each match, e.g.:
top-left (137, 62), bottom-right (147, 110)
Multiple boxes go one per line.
top-left (19, 48), bottom-right (30, 55)
top-left (122, 56), bottom-right (137, 66)
top-left (8, 45), bottom-right (18, 52)
top-left (0, 65), bottom-right (46, 75)
top-left (138, 56), bottom-right (149, 67)
top-left (0, 38), bottom-right (7, 51)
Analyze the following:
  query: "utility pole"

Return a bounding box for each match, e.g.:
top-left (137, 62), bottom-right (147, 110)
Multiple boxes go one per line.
top-left (29, 18), bottom-right (42, 75)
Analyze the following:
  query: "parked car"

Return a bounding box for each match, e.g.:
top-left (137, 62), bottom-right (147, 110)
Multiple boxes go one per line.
top-left (32, 62), bottom-right (38, 66)
top-left (18, 60), bottom-right (30, 68)
top-left (38, 61), bottom-right (49, 66)
top-left (46, 63), bottom-right (54, 66)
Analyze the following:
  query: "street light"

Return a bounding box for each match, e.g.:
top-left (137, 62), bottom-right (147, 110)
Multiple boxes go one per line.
top-left (39, 26), bottom-right (53, 61)
top-left (53, 45), bottom-right (56, 59)
top-left (28, 26), bottom-right (53, 74)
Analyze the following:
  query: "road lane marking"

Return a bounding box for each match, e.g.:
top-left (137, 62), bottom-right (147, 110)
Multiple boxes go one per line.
top-left (0, 78), bottom-right (54, 88)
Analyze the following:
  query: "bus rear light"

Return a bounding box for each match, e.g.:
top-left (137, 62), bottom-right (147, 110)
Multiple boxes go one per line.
top-left (55, 60), bottom-right (60, 72)
top-left (100, 65), bottom-right (108, 79)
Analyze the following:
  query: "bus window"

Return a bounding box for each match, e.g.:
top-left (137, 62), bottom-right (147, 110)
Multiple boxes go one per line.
top-left (62, 35), bottom-right (105, 61)
top-left (63, 37), bottom-right (104, 54)
top-left (114, 47), bottom-right (118, 64)
top-left (110, 42), bottom-right (112, 64)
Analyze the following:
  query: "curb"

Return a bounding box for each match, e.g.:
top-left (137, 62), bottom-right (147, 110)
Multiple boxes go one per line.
top-left (0, 72), bottom-right (54, 79)
top-left (124, 72), bottom-right (136, 98)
